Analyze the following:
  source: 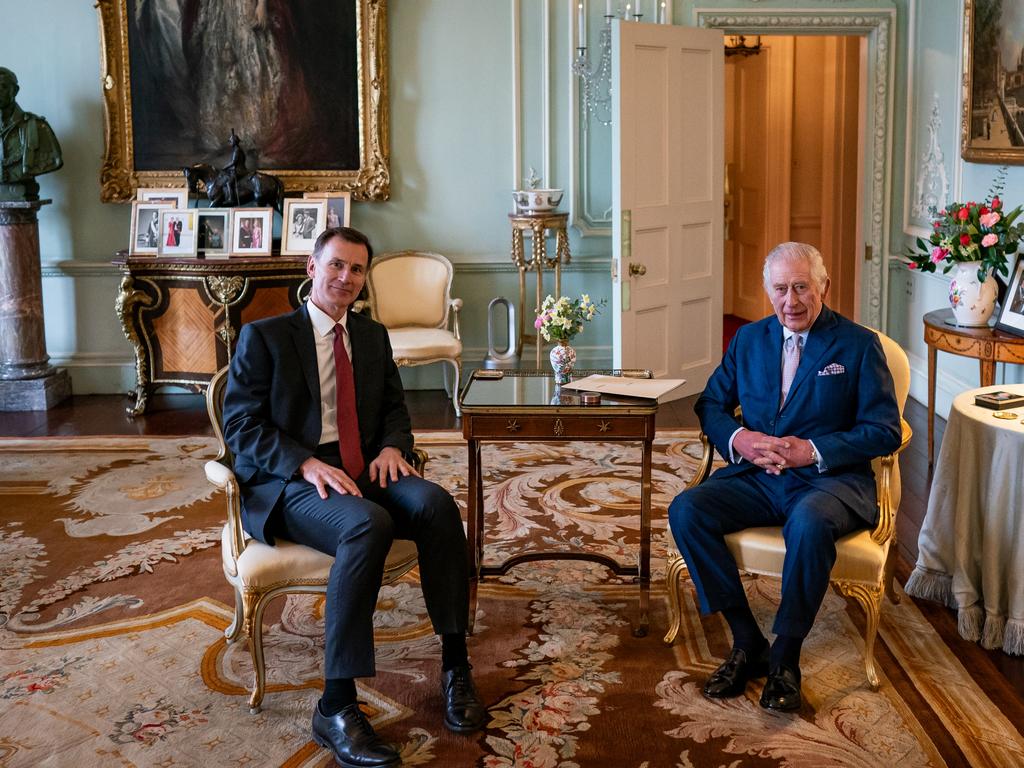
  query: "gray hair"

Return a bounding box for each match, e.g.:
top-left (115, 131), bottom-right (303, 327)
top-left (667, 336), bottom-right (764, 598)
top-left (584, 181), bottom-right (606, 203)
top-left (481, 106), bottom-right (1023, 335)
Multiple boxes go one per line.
top-left (762, 242), bottom-right (829, 292)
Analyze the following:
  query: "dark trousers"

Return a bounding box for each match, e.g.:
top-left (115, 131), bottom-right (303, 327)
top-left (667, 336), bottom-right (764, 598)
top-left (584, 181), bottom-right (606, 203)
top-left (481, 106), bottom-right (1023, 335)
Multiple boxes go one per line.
top-left (668, 470), bottom-right (865, 639)
top-left (272, 452), bottom-right (468, 679)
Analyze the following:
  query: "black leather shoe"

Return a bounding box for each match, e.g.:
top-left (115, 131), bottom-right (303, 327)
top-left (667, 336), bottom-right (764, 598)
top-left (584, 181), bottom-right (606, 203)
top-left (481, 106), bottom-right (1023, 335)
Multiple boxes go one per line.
top-left (441, 664), bottom-right (486, 733)
top-left (702, 647), bottom-right (770, 699)
top-left (759, 664), bottom-right (802, 711)
top-left (311, 701), bottom-right (400, 768)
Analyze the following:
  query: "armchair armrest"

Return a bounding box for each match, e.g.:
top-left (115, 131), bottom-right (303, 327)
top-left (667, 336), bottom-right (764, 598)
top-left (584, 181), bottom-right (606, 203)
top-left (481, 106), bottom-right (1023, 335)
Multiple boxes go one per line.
top-left (687, 433), bottom-right (716, 490)
top-left (870, 417), bottom-right (912, 545)
top-left (205, 459), bottom-right (246, 573)
top-left (449, 297), bottom-right (463, 340)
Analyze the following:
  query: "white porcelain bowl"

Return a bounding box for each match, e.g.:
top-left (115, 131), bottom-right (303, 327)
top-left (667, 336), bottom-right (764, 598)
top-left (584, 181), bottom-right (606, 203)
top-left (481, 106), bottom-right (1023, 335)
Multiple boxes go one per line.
top-left (513, 188), bottom-right (564, 213)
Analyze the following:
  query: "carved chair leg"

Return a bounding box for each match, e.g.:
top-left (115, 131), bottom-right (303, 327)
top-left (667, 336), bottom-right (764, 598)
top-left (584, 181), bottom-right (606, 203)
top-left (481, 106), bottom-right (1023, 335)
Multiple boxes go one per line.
top-left (243, 590), bottom-right (267, 714)
top-left (663, 553), bottom-right (688, 645)
top-left (225, 587), bottom-right (245, 643)
top-left (840, 583), bottom-right (883, 691)
top-left (882, 541), bottom-right (901, 604)
top-left (450, 358), bottom-right (462, 417)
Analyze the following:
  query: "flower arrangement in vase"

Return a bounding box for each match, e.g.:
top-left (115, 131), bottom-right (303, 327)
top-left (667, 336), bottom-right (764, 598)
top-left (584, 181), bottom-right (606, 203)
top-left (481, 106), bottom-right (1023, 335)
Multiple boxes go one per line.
top-left (906, 184), bottom-right (1022, 326)
top-left (535, 294), bottom-right (605, 383)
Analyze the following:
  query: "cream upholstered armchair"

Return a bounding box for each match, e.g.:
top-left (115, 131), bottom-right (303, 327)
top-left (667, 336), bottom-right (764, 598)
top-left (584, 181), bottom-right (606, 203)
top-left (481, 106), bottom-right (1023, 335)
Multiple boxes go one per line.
top-left (664, 329), bottom-right (913, 691)
top-left (365, 251), bottom-right (463, 415)
top-left (203, 367), bottom-right (421, 713)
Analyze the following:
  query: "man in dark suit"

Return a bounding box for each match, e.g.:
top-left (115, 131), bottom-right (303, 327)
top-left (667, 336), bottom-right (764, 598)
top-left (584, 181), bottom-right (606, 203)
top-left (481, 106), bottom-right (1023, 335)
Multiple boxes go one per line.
top-left (669, 242), bottom-right (902, 711)
top-left (223, 227), bottom-right (483, 768)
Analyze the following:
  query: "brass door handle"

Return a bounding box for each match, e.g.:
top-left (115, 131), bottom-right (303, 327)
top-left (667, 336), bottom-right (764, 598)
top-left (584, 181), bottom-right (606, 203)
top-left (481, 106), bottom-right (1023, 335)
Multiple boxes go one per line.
top-left (628, 262), bottom-right (647, 277)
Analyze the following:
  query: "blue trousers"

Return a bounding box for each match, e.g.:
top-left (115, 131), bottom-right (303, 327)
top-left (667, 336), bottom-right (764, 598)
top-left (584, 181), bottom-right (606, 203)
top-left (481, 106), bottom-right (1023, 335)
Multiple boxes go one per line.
top-left (273, 466), bottom-right (468, 679)
top-left (668, 469), bottom-right (865, 639)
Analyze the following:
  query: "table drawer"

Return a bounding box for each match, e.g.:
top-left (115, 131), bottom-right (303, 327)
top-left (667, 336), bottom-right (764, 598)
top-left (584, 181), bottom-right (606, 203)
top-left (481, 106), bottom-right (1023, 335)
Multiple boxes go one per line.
top-left (466, 414), bottom-right (652, 440)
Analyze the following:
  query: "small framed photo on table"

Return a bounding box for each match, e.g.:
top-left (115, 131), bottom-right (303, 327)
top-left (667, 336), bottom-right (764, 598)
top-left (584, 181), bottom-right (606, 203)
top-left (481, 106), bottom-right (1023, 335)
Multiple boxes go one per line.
top-left (996, 256), bottom-right (1024, 337)
top-left (282, 198), bottom-right (328, 255)
top-left (303, 190), bottom-right (351, 228)
top-left (138, 187), bottom-right (189, 208)
top-left (197, 208), bottom-right (231, 258)
top-left (129, 201), bottom-right (172, 254)
top-left (157, 209), bottom-right (198, 257)
top-left (231, 208), bottom-right (273, 256)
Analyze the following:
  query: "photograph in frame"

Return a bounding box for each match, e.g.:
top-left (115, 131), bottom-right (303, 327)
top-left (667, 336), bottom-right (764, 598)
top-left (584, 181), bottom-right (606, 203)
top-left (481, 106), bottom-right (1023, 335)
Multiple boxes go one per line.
top-left (157, 209), bottom-right (199, 257)
top-left (996, 256), bottom-right (1024, 336)
top-left (97, 1), bottom-right (390, 202)
top-left (282, 199), bottom-right (328, 255)
top-left (129, 201), bottom-right (172, 254)
top-left (961, 0), bottom-right (1024, 164)
top-left (138, 187), bottom-right (189, 208)
top-left (230, 208), bottom-right (273, 257)
top-left (197, 208), bottom-right (231, 258)
top-left (303, 190), bottom-right (351, 228)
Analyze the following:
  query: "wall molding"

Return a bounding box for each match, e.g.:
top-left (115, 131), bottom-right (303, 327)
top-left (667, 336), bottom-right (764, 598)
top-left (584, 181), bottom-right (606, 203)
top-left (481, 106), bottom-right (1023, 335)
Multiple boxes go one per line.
top-left (694, 7), bottom-right (896, 331)
top-left (42, 260), bottom-right (122, 278)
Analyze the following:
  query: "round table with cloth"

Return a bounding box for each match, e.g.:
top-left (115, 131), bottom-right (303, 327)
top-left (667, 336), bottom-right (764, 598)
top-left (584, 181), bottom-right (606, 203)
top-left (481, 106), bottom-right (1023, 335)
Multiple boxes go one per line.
top-left (905, 384), bottom-right (1024, 655)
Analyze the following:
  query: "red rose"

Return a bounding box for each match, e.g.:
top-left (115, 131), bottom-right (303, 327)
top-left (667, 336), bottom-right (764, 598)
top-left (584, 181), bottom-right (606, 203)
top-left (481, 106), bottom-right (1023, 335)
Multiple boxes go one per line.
top-left (957, 208), bottom-right (970, 221)
top-left (933, 221), bottom-right (941, 229)
top-left (992, 196), bottom-right (1001, 209)
top-left (960, 233), bottom-right (971, 246)
top-left (979, 206), bottom-right (989, 215)
top-left (908, 262), bottom-right (917, 269)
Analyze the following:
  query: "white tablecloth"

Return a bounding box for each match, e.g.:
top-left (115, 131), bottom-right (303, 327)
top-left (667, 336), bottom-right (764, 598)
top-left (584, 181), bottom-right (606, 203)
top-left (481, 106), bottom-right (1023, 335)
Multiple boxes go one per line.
top-left (905, 384), bottom-right (1024, 655)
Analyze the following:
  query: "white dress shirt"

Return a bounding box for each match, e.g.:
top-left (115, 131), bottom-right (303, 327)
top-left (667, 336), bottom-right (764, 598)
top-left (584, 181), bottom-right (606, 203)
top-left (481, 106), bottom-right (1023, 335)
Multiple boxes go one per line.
top-left (307, 299), bottom-right (352, 445)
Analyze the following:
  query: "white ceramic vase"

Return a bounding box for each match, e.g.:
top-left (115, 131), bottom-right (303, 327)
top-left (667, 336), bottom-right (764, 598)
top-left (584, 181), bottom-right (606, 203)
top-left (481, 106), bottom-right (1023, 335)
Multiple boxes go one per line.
top-left (948, 261), bottom-right (998, 327)
top-left (549, 340), bottom-right (576, 384)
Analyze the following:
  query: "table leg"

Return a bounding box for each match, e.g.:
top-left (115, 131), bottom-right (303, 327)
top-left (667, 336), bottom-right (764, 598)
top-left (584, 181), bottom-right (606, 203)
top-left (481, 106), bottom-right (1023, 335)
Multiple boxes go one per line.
top-left (634, 438), bottom-right (653, 637)
top-left (535, 259), bottom-right (544, 368)
top-left (980, 359), bottom-right (996, 387)
top-left (516, 266), bottom-right (527, 356)
top-left (466, 438), bottom-right (481, 634)
top-left (927, 344), bottom-right (937, 467)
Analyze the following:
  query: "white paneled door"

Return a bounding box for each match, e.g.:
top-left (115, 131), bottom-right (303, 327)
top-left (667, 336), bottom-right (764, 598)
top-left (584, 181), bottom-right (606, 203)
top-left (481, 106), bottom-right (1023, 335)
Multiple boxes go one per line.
top-left (612, 22), bottom-right (724, 399)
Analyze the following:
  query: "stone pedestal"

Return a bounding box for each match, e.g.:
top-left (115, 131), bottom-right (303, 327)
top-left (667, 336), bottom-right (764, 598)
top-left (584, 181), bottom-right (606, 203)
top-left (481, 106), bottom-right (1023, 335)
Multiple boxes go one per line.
top-left (0, 199), bottom-right (71, 410)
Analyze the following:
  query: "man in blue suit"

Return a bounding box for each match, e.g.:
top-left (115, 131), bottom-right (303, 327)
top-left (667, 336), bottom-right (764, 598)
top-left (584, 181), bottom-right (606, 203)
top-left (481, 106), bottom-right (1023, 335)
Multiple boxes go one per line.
top-left (669, 242), bottom-right (901, 711)
top-left (223, 227), bottom-right (484, 768)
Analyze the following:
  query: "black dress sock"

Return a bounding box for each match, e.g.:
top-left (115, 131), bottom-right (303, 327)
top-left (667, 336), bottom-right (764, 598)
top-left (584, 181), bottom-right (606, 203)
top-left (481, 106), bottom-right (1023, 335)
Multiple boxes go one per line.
top-left (441, 632), bottom-right (468, 671)
top-left (320, 677), bottom-right (357, 716)
top-left (721, 603), bottom-right (767, 656)
top-left (770, 634), bottom-right (804, 671)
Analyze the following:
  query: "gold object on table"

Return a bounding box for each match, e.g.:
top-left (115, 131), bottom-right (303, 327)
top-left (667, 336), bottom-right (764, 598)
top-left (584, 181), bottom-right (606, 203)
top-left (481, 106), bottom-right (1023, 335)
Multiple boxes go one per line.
top-left (992, 411), bottom-right (1018, 420)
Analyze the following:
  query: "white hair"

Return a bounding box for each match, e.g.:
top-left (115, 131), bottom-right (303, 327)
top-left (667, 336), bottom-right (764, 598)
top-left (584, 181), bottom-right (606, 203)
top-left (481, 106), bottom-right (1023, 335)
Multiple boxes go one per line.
top-left (762, 242), bottom-right (829, 292)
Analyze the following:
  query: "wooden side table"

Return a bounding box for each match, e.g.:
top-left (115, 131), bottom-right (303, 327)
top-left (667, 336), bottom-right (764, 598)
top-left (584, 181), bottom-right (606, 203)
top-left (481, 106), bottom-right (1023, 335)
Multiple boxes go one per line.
top-left (113, 254), bottom-right (310, 416)
top-left (923, 308), bottom-right (1024, 465)
top-left (509, 212), bottom-right (572, 366)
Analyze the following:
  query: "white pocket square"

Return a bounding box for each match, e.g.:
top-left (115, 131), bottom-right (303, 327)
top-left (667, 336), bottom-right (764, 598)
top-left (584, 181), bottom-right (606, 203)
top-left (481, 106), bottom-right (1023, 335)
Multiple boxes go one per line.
top-left (817, 363), bottom-right (845, 376)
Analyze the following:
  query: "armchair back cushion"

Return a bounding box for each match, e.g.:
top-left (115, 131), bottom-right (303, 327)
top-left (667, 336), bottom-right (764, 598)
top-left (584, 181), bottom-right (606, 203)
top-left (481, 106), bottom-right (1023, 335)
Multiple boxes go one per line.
top-left (368, 252), bottom-right (452, 328)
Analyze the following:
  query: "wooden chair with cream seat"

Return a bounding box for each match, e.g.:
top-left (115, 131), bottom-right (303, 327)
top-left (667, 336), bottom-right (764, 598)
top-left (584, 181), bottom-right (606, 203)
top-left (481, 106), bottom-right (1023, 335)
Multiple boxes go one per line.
top-left (663, 328), bottom-right (913, 690)
top-left (203, 366), bottom-right (421, 713)
top-left (365, 250), bottom-right (463, 416)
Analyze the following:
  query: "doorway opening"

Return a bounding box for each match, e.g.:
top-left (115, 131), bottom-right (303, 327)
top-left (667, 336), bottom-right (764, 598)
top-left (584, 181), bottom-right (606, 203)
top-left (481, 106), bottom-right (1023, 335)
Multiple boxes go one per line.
top-left (722, 34), bottom-right (866, 349)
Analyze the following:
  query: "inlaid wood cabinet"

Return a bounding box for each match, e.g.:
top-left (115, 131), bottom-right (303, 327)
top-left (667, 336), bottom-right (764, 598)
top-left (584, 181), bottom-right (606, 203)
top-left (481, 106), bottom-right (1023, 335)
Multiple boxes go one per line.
top-left (113, 254), bottom-right (310, 415)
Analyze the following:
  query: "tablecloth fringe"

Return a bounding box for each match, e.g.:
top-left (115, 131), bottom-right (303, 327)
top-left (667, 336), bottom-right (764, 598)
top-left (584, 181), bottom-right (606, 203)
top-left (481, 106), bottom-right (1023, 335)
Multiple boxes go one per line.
top-left (958, 604), bottom-right (984, 642)
top-left (1002, 619), bottom-right (1024, 656)
top-left (904, 567), bottom-right (956, 609)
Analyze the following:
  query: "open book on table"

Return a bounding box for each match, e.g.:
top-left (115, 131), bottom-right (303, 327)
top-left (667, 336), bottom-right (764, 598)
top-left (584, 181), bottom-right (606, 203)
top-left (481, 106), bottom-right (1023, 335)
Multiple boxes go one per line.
top-left (560, 375), bottom-right (686, 404)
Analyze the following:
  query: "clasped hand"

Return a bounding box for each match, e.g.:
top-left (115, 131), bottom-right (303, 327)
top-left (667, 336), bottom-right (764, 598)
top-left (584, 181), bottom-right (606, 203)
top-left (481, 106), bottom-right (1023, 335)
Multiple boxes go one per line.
top-left (733, 429), bottom-right (814, 476)
top-left (300, 446), bottom-right (419, 499)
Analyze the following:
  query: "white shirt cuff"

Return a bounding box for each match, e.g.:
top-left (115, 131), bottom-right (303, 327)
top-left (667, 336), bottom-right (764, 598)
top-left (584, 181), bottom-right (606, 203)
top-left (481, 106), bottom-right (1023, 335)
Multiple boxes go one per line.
top-left (808, 439), bottom-right (826, 471)
top-left (728, 427), bottom-right (746, 464)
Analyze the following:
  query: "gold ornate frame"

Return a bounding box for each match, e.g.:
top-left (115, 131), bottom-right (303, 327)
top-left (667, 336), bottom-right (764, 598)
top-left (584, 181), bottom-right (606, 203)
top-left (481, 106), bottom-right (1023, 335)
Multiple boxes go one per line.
top-left (961, 0), bottom-right (1024, 164)
top-left (95, 0), bottom-right (390, 202)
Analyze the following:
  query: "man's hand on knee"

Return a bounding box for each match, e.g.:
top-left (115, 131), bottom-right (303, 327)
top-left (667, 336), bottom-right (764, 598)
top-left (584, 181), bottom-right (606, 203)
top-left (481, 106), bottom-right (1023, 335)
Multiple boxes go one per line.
top-left (752, 435), bottom-right (815, 474)
top-left (299, 457), bottom-right (362, 498)
top-left (369, 446), bottom-right (418, 488)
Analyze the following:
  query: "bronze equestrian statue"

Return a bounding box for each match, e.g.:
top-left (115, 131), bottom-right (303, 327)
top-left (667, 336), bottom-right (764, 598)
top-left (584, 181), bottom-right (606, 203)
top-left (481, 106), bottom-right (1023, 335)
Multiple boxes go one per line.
top-left (182, 131), bottom-right (283, 212)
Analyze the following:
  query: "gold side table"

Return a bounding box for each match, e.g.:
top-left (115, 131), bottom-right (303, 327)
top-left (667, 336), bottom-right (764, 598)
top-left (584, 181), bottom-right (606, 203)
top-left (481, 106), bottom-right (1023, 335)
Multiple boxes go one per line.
top-left (509, 211), bottom-right (572, 365)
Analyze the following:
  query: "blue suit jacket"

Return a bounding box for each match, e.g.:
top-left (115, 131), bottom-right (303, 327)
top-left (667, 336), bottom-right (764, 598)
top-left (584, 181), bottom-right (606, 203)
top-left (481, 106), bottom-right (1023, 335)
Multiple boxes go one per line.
top-left (222, 305), bottom-right (414, 544)
top-left (696, 306), bottom-right (902, 525)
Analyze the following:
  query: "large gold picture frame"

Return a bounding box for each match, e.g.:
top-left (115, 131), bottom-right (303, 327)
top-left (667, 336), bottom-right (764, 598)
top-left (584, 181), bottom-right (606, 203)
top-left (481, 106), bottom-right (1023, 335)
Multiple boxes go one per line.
top-left (96, 0), bottom-right (390, 202)
top-left (961, 0), bottom-right (1024, 164)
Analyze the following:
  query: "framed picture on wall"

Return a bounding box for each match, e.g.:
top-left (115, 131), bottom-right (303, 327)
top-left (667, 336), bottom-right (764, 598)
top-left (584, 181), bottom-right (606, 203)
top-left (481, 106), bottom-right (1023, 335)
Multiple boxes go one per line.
top-left (197, 209), bottom-right (231, 258)
top-left (230, 208), bottom-right (273, 256)
top-left (96, 1), bottom-right (390, 202)
top-left (303, 190), bottom-right (351, 228)
top-left (961, 0), bottom-right (1024, 163)
top-left (996, 256), bottom-right (1024, 336)
top-left (157, 209), bottom-right (199, 257)
top-left (138, 187), bottom-right (189, 208)
top-left (128, 201), bottom-right (172, 254)
top-left (282, 198), bottom-right (328, 255)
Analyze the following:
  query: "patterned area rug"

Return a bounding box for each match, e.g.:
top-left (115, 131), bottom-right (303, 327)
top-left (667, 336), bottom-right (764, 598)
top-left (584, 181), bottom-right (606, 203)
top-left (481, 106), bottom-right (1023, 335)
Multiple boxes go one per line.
top-left (1, 432), bottom-right (1022, 767)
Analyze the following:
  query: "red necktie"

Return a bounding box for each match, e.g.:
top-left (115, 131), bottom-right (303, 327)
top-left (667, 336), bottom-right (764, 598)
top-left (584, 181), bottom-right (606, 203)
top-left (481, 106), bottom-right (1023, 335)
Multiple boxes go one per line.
top-left (333, 324), bottom-right (365, 480)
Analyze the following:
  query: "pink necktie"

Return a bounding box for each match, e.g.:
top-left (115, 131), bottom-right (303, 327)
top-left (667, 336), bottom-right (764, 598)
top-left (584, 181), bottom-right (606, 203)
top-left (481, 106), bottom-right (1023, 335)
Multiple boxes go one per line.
top-left (780, 334), bottom-right (802, 406)
top-left (333, 324), bottom-right (365, 480)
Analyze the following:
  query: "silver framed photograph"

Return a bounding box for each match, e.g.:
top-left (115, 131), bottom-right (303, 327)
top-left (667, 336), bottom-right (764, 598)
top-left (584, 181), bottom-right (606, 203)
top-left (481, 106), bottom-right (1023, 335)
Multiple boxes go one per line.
top-left (129, 200), bottom-right (172, 254)
top-left (157, 209), bottom-right (199, 257)
top-left (197, 208), bottom-right (230, 258)
top-left (996, 256), bottom-right (1024, 336)
top-left (230, 208), bottom-right (273, 256)
top-left (282, 198), bottom-right (327, 255)
top-left (138, 187), bottom-right (189, 208)
top-left (303, 190), bottom-right (351, 228)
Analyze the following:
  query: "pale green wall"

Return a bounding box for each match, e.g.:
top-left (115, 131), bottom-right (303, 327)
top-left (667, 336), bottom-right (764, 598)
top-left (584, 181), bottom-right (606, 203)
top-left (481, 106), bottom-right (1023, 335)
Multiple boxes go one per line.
top-left (8, 0), bottom-right (1023, 406)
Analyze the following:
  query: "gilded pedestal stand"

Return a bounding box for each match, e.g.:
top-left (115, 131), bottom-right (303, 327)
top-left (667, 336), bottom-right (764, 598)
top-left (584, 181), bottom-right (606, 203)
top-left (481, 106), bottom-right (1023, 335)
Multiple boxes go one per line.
top-left (509, 211), bottom-right (572, 366)
top-left (0, 200), bottom-right (71, 410)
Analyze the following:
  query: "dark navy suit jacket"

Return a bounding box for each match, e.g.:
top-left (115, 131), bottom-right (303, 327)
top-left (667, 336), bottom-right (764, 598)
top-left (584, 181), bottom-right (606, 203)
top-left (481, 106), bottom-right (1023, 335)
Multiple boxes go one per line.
top-left (222, 304), bottom-right (414, 544)
top-left (696, 306), bottom-right (902, 525)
